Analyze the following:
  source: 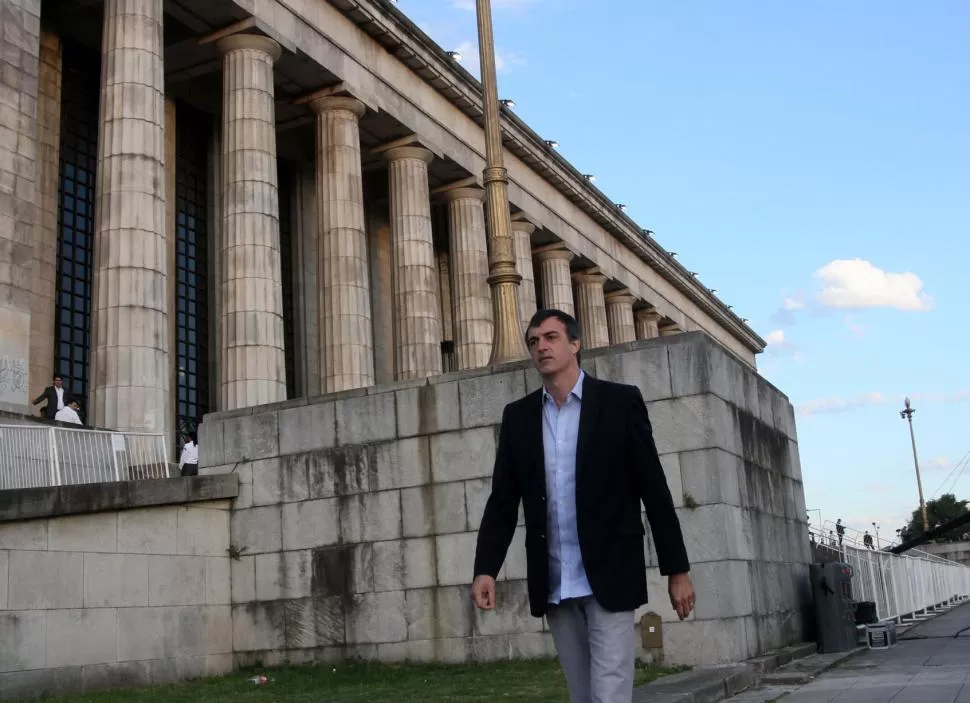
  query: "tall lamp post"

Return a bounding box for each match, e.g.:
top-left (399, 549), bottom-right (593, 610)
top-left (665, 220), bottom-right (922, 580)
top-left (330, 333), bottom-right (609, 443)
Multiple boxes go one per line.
top-left (900, 397), bottom-right (929, 532)
top-left (475, 0), bottom-right (528, 364)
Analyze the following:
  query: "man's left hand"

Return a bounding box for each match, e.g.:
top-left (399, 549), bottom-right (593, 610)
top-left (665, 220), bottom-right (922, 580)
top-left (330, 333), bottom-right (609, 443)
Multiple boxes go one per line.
top-left (668, 572), bottom-right (694, 620)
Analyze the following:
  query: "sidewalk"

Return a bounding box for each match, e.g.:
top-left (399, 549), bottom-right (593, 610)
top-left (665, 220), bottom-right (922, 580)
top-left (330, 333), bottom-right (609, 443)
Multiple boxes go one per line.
top-left (733, 602), bottom-right (970, 703)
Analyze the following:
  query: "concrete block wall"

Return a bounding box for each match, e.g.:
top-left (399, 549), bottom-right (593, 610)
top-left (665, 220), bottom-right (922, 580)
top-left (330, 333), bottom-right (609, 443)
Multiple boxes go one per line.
top-left (199, 332), bottom-right (810, 668)
top-left (0, 501), bottom-right (233, 700)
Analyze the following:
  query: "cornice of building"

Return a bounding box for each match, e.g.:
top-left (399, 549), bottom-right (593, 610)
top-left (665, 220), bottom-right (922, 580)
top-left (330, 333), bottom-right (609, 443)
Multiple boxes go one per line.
top-left (326, 0), bottom-right (765, 353)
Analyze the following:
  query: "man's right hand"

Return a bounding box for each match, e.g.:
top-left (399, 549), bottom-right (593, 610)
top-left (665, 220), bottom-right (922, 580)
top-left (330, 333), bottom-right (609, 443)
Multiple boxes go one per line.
top-left (471, 575), bottom-right (497, 610)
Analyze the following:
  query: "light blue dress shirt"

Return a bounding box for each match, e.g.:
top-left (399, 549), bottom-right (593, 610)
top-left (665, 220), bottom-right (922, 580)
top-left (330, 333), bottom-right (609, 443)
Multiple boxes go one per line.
top-left (542, 370), bottom-right (593, 605)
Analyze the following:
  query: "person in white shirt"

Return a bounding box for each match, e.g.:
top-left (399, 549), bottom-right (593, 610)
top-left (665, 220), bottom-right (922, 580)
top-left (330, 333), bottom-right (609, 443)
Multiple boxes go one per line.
top-left (54, 399), bottom-right (83, 425)
top-left (179, 432), bottom-right (199, 476)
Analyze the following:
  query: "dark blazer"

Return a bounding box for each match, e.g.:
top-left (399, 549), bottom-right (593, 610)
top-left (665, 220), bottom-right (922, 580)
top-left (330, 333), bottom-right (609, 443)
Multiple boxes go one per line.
top-left (32, 386), bottom-right (61, 420)
top-left (473, 374), bottom-right (690, 617)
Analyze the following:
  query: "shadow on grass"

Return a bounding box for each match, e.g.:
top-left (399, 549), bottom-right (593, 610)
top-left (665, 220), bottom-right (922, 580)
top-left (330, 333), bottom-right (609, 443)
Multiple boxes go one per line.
top-left (41, 658), bottom-right (685, 703)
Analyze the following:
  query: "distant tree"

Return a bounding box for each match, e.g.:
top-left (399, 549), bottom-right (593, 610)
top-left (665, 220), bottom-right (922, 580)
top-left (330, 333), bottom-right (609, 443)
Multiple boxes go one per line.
top-left (902, 493), bottom-right (969, 543)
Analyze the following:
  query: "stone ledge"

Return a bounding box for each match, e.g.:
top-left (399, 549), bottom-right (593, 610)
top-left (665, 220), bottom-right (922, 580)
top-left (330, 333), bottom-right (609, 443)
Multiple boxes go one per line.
top-left (633, 641), bottom-right (819, 703)
top-left (0, 475), bottom-right (239, 522)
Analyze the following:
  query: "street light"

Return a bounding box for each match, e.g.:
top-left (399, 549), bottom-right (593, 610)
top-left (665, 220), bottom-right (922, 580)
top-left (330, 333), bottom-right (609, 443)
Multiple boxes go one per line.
top-left (900, 397), bottom-right (929, 532)
top-left (872, 521), bottom-right (880, 549)
top-left (474, 0), bottom-right (527, 364)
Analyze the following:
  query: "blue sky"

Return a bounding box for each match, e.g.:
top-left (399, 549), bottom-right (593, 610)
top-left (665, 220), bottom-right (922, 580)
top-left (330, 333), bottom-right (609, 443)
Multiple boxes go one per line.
top-left (396, 0), bottom-right (969, 539)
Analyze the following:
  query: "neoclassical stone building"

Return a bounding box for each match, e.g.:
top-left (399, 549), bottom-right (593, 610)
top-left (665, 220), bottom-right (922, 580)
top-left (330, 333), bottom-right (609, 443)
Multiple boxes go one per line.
top-left (0, 0), bottom-right (765, 440)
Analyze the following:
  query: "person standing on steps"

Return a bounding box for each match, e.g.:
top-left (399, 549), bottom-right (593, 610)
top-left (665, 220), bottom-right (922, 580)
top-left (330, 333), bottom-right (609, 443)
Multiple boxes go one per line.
top-left (471, 308), bottom-right (694, 703)
top-left (33, 374), bottom-right (67, 420)
top-left (178, 432), bottom-right (199, 477)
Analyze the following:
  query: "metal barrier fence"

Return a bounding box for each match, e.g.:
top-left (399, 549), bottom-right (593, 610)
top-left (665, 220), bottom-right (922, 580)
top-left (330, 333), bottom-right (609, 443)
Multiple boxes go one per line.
top-left (811, 522), bottom-right (970, 623)
top-left (0, 424), bottom-right (170, 490)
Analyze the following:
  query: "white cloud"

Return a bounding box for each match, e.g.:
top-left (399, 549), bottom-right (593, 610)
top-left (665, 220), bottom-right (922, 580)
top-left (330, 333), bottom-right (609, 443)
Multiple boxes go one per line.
top-left (453, 39), bottom-right (525, 78)
top-left (796, 390), bottom-right (970, 417)
top-left (929, 456), bottom-right (951, 471)
top-left (765, 330), bottom-right (786, 345)
top-left (782, 297), bottom-right (805, 311)
top-left (814, 259), bottom-right (934, 311)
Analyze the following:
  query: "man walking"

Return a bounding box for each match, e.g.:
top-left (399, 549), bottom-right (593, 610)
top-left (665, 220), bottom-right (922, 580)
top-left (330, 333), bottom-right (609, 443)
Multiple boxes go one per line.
top-left (33, 374), bottom-right (66, 420)
top-left (472, 309), bottom-right (694, 703)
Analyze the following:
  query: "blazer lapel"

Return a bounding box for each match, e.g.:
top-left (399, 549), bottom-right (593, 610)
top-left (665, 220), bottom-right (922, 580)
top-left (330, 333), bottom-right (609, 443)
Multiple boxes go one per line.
top-left (576, 374), bottom-right (603, 483)
top-left (523, 389), bottom-right (546, 492)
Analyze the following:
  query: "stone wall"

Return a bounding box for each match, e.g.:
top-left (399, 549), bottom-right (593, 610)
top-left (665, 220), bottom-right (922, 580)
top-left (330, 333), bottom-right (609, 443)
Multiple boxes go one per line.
top-left (200, 332), bottom-right (810, 667)
top-left (923, 541), bottom-right (970, 567)
top-left (0, 477), bottom-right (237, 700)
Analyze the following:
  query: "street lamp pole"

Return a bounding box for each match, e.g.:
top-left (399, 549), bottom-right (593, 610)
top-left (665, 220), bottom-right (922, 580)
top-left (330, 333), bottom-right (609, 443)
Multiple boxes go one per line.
top-left (872, 521), bottom-right (880, 549)
top-left (900, 397), bottom-right (929, 532)
top-left (475, 0), bottom-right (528, 365)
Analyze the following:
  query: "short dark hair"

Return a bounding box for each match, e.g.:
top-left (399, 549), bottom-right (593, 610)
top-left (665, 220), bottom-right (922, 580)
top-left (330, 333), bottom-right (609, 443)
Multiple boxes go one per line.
top-left (53, 374), bottom-right (63, 381)
top-left (525, 309), bottom-right (581, 343)
top-left (525, 309), bottom-right (582, 364)
top-left (188, 432), bottom-right (198, 444)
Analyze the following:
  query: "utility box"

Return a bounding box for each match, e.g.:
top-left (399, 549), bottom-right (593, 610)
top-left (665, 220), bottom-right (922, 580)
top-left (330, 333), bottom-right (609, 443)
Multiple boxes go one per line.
top-left (640, 611), bottom-right (663, 650)
top-left (810, 562), bottom-right (857, 653)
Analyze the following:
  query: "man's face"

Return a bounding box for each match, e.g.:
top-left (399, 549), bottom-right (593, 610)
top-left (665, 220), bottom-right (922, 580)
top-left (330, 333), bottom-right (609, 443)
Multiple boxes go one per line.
top-left (53, 378), bottom-right (62, 389)
top-left (526, 317), bottom-right (580, 376)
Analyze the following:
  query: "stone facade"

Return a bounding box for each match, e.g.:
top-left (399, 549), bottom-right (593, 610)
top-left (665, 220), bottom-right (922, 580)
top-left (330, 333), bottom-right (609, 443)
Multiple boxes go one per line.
top-left (3, 0), bottom-right (765, 431)
top-left (0, 0), bottom-right (41, 413)
top-left (0, 498), bottom-right (233, 700)
top-left (198, 333), bottom-right (810, 668)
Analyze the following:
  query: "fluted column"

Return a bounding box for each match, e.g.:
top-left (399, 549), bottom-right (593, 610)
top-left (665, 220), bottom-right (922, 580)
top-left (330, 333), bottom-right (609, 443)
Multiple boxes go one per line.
top-left (605, 290), bottom-right (636, 345)
top-left (534, 245), bottom-right (574, 317)
top-left (444, 187), bottom-right (492, 370)
top-left (635, 306), bottom-right (661, 340)
top-left (310, 96), bottom-right (374, 393)
top-left (216, 34), bottom-right (287, 410)
top-left (512, 220), bottom-right (537, 333)
top-left (91, 0), bottom-right (169, 432)
top-left (385, 145), bottom-right (442, 380)
top-left (572, 269), bottom-right (609, 350)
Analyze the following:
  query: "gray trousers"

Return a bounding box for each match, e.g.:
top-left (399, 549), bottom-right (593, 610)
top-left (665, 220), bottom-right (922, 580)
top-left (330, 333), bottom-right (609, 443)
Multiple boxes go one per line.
top-left (546, 596), bottom-right (636, 703)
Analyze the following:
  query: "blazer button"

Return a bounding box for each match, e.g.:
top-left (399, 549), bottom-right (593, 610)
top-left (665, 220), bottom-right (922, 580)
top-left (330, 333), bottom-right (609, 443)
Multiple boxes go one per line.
top-left (541, 533), bottom-right (546, 540)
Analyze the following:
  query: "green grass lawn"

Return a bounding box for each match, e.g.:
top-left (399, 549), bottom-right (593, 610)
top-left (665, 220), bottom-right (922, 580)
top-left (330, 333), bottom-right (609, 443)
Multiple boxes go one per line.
top-left (44, 659), bottom-right (682, 703)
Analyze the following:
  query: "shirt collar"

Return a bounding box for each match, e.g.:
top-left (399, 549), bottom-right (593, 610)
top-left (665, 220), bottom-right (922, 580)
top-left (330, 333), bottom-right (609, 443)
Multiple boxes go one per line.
top-left (542, 370), bottom-right (585, 404)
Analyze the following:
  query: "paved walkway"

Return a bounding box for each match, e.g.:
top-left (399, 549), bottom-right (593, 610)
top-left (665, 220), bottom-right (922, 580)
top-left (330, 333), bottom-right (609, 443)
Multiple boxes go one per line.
top-left (731, 602), bottom-right (970, 703)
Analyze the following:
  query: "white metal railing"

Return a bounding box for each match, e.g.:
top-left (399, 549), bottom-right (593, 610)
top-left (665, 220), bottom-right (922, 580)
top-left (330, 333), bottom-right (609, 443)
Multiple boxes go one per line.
top-left (0, 424), bottom-right (171, 490)
top-left (811, 522), bottom-right (970, 622)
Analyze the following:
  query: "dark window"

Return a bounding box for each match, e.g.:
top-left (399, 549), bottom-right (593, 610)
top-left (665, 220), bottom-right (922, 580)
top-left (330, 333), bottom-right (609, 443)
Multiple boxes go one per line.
top-left (175, 106), bottom-right (210, 438)
top-left (54, 43), bottom-right (99, 407)
top-left (278, 163), bottom-right (297, 399)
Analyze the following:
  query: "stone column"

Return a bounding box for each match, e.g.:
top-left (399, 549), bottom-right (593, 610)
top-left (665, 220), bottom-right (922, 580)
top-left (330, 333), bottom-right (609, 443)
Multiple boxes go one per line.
top-left (0, 0), bottom-right (41, 412)
top-left (572, 269), bottom-right (609, 350)
top-left (90, 0), bottom-right (169, 432)
top-left (534, 245), bottom-right (574, 317)
top-left (512, 219), bottom-right (537, 333)
top-left (216, 34), bottom-right (287, 410)
top-left (633, 306), bottom-right (660, 339)
top-left (635, 306), bottom-right (661, 340)
top-left (28, 28), bottom-right (62, 404)
top-left (605, 290), bottom-right (636, 345)
top-left (384, 145), bottom-right (442, 380)
top-left (443, 187), bottom-right (492, 370)
top-left (310, 96), bottom-right (374, 393)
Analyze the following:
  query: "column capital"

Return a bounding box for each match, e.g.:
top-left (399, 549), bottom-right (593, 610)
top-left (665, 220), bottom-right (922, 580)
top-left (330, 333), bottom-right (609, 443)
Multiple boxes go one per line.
top-left (214, 33), bottom-right (282, 61)
top-left (373, 135), bottom-right (437, 164)
top-left (572, 268), bottom-right (606, 286)
top-left (307, 95), bottom-right (366, 118)
top-left (511, 219), bottom-right (536, 235)
top-left (605, 289), bottom-right (636, 306)
top-left (635, 305), bottom-right (663, 322)
top-left (438, 186), bottom-right (484, 203)
top-left (533, 244), bottom-right (573, 262)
